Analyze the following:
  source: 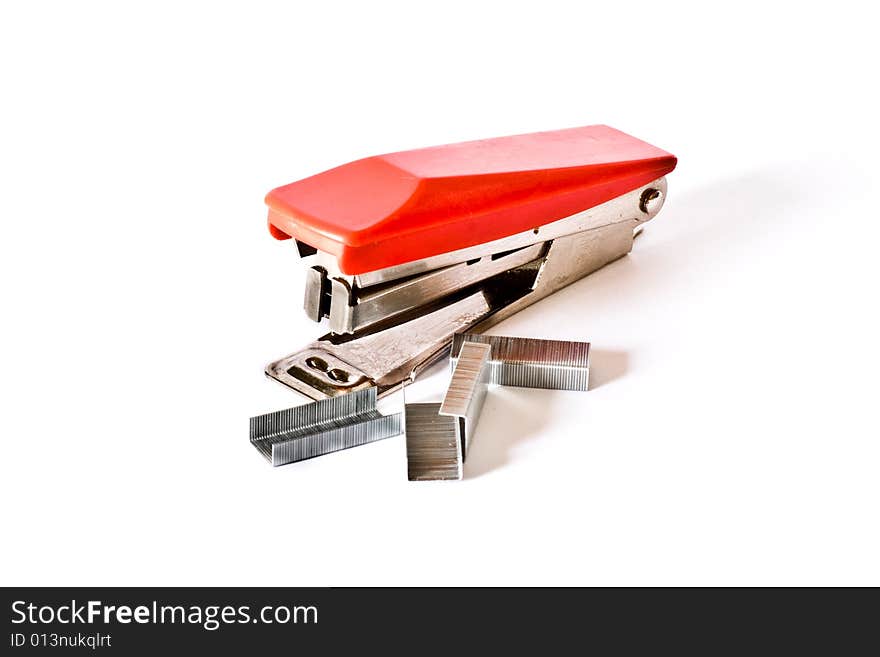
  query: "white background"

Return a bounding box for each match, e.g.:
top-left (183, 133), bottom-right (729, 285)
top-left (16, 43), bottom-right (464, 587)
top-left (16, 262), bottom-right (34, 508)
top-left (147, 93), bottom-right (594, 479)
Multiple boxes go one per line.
top-left (2, 1), bottom-right (878, 586)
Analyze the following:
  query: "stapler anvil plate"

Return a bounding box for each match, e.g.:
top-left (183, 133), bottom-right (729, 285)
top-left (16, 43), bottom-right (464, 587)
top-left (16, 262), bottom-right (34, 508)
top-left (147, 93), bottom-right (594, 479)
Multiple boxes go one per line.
top-left (263, 125), bottom-right (677, 400)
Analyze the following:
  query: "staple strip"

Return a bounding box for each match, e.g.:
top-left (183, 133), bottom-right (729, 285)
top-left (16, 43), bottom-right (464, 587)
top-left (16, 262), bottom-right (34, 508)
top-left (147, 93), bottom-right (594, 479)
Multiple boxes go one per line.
top-left (250, 387), bottom-right (379, 444)
top-left (487, 362), bottom-right (589, 390)
top-left (451, 334), bottom-right (590, 390)
top-left (438, 341), bottom-right (491, 469)
top-left (405, 403), bottom-right (461, 481)
top-left (440, 342), bottom-right (492, 418)
top-left (267, 414), bottom-right (402, 466)
top-left (250, 387), bottom-right (403, 466)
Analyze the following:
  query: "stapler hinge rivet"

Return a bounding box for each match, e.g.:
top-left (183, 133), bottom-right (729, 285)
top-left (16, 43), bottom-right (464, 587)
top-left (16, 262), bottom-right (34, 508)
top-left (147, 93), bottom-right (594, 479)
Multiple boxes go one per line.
top-left (639, 187), bottom-right (663, 214)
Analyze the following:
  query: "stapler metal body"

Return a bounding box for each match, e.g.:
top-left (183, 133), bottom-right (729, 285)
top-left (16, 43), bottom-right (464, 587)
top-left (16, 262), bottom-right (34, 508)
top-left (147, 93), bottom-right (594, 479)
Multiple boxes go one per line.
top-left (263, 125), bottom-right (676, 400)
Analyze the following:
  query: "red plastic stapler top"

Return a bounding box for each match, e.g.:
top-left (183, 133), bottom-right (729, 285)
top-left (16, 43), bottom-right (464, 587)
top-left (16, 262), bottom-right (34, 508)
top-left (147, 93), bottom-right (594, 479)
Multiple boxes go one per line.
top-left (266, 125), bottom-right (677, 275)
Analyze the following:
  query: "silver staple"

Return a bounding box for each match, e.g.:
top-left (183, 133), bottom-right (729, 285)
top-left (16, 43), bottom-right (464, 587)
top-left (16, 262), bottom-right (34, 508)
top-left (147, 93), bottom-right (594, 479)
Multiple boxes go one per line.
top-left (250, 387), bottom-right (402, 466)
top-left (405, 341), bottom-right (491, 481)
top-left (451, 333), bottom-right (590, 390)
top-left (405, 403), bottom-right (461, 481)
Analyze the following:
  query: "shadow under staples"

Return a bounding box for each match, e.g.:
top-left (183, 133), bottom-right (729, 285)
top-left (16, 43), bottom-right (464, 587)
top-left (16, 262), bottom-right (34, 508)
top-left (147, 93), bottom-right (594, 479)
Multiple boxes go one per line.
top-left (462, 387), bottom-right (558, 479)
top-left (585, 349), bottom-right (628, 389)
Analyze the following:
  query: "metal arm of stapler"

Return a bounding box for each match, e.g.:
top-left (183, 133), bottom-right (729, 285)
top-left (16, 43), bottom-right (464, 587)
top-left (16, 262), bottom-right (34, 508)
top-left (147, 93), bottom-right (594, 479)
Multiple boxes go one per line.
top-left (262, 125), bottom-right (677, 401)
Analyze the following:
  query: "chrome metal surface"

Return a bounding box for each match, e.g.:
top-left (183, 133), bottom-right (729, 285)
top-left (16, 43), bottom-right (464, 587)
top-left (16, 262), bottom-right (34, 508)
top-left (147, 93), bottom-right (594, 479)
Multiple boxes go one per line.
top-left (451, 334), bottom-right (590, 390)
top-left (249, 387), bottom-right (402, 466)
top-left (405, 403), bottom-right (461, 481)
top-left (267, 291), bottom-right (492, 400)
top-left (303, 266), bottom-right (329, 322)
top-left (272, 177), bottom-right (668, 401)
top-left (326, 242), bottom-right (545, 334)
top-left (469, 218), bottom-right (636, 333)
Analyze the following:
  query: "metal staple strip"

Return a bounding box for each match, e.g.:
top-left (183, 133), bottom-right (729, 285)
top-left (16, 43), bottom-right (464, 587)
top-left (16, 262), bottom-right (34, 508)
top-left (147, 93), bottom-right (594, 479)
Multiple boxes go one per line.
top-left (405, 342), bottom-right (491, 481)
top-left (451, 333), bottom-right (590, 390)
top-left (268, 415), bottom-right (402, 466)
top-left (440, 341), bottom-right (490, 464)
top-left (250, 387), bottom-right (403, 466)
top-left (405, 403), bottom-right (461, 481)
top-left (439, 341), bottom-right (491, 420)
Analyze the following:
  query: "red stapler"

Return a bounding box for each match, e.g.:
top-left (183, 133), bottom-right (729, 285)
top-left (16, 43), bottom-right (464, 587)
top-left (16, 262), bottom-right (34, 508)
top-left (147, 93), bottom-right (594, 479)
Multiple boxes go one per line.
top-left (264, 125), bottom-right (676, 400)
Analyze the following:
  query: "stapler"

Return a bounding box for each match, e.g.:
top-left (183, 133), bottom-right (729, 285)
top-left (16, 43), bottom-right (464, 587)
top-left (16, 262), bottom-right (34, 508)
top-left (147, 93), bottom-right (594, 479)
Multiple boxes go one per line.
top-left (263, 125), bottom-right (676, 401)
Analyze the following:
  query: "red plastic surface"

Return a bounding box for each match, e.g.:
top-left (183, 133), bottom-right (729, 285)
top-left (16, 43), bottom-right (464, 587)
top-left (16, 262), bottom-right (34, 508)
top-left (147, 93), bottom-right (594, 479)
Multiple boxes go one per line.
top-left (266, 125), bottom-right (676, 274)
